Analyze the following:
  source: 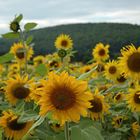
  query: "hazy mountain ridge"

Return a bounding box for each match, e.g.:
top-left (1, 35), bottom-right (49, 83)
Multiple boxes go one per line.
top-left (1, 23), bottom-right (140, 62)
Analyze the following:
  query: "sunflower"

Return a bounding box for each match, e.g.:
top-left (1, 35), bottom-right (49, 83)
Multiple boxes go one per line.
top-left (112, 116), bottom-right (127, 128)
top-left (9, 63), bottom-right (20, 72)
top-left (0, 110), bottom-right (33, 140)
top-left (5, 74), bottom-right (34, 105)
top-left (98, 84), bottom-right (112, 92)
top-left (104, 60), bottom-right (120, 80)
top-left (49, 122), bottom-right (64, 133)
top-left (30, 82), bottom-right (44, 103)
top-left (10, 42), bottom-right (34, 63)
top-left (88, 88), bottom-right (109, 120)
top-left (0, 64), bottom-right (4, 74)
top-left (119, 44), bottom-right (140, 79)
top-left (80, 64), bottom-right (93, 74)
top-left (33, 55), bottom-right (45, 67)
top-left (92, 43), bottom-right (110, 62)
top-left (115, 73), bottom-right (127, 84)
top-left (38, 72), bottom-right (92, 124)
top-left (47, 60), bottom-right (61, 69)
top-left (126, 86), bottom-right (140, 112)
top-left (113, 92), bottom-right (125, 103)
top-left (131, 122), bottom-right (140, 136)
top-left (55, 34), bottom-right (73, 49)
top-left (96, 62), bottom-right (105, 73)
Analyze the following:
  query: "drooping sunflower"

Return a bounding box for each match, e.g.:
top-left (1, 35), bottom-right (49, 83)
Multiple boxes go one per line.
top-left (33, 55), bottom-right (45, 67)
top-left (126, 86), bottom-right (140, 112)
top-left (0, 110), bottom-right (33, 140)
top-left (10, 42), bottom-right (34, 63)
top-left (55, 34), bottom-right (73, 49)
top-left (104, 60), bottom-right (120, 80)
top-left (38, 72), bottom-right (92, 124)
top-left (88, 88), bottom-right (109, 120)
top-left (5, 74), bottom-right (34, 105)
top-left (92, 43), bottom-right (110, 62)
top-left (119, 44), bottom-right (140, 79)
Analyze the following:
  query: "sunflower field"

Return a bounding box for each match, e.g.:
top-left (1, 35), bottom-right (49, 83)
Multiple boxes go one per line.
top-left (0, 14), bottom-right (140, 140)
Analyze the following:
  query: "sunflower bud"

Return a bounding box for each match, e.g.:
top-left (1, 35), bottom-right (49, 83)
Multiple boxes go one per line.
top-left (58, 49), bottom-right (67, 58)
top-left (10, 21), bottom-right (20, 32)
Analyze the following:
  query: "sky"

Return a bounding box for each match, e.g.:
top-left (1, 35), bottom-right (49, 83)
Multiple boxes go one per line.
top-left (0, 0), bottom-right (140, 33)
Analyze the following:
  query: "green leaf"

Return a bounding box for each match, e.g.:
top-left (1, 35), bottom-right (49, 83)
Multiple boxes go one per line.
top-left (24, 23), bottom-right (37, 31)
top-left (18, 110), bottom-right (39, 123)
top-left (15, 14), bottom-right (23, 23)
top-left (28, 117), bottom-right (45, 133)
top-left (26, 35), bottom-right (33, 45)
top-left (0, 129), bottom-right (3, 140)
top-left (15, 100), bottom-right (25, 113)
top-left (0, 53), bottom-right (14, 64)
top-left (78, 66), bottom-right (97, 80)
top-left (71, 126), bottom-right (104, 140)
top-left (35, 64), bottom-right (47, 76)
top-left (2, 32), bottom-right (20, 39)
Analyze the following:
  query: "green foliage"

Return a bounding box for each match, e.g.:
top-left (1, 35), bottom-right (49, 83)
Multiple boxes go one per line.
top-left (35, 64), bottom-right (47, 76)
top-left (71, 118), bottom-right (104, 140)
top-left (24, 23), bottom-right (37, 31)
top-left (2, 32), bottom-right (20, 39)
top-left (1, 23), bottom-right (140, 62)
top-left (26, 35), bottom-right (34, 45)
top-left (15, 14), bottom-right (23, 23)
top-left (0, 53), bottom-right (14, 64)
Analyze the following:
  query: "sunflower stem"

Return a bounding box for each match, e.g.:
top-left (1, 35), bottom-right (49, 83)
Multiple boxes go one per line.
top-left (65, 121), bottom-right (70, 140)
top-left (19, 28), bottom-right (28, 73)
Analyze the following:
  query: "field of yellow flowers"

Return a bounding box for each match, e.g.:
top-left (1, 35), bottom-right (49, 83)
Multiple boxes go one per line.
top-left (0, 14), bottom-right (140, 140)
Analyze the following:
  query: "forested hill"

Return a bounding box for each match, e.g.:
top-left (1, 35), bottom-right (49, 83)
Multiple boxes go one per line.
top-left (1, 23), bottom-right (140, 62)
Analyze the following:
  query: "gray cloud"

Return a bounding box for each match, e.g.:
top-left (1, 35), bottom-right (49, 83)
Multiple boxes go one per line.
top-left (0, 0), bottom-right (140, 33)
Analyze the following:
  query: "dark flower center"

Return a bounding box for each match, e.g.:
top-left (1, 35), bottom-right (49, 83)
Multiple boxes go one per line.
top-left (134, 92), bottom-right (140, 104)
top-left (109, 66), bottom-right (117, 74)
top-left (61, 40), bottom-right (68, 47)
top-left (7, 119), bottom-right (26, 131)
top-left (127, 52), bottom-right (140, 72)
top-left (85, 68), bottom-right (90, 72)
top-left (116, 118), bottom-right (123, 125)
top-left (50, 61), bottom-right (59, 67)
top-left (12, 85), bottom-right (30, 99)
top-left (16, 48), bottom-right (25, 59)
top-left (117, 75), bottom-right (126, 83)
top-left (98, 49), bottom-right (105, 56)
top-left (115, 94), bottom-right (121, 100)
top-left (89, 97), bottom-right (103, 113)
top-left (55, 124), bottom-right (61, 128)
top-left (50, 86), bottom-right (76, 110)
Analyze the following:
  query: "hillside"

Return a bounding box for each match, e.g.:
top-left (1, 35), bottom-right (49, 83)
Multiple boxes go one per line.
top-left (1, 23), bottom-right (140, 62)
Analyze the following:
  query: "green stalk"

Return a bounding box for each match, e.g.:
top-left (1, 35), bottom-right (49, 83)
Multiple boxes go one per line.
top-left (65, 121), bottom-right (70, 140)
top-left (19, 28), bottom-right (28, 73)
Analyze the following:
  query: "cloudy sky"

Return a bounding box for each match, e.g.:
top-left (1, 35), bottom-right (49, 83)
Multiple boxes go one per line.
top-left (0, 0), bottom-right (140, 33)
